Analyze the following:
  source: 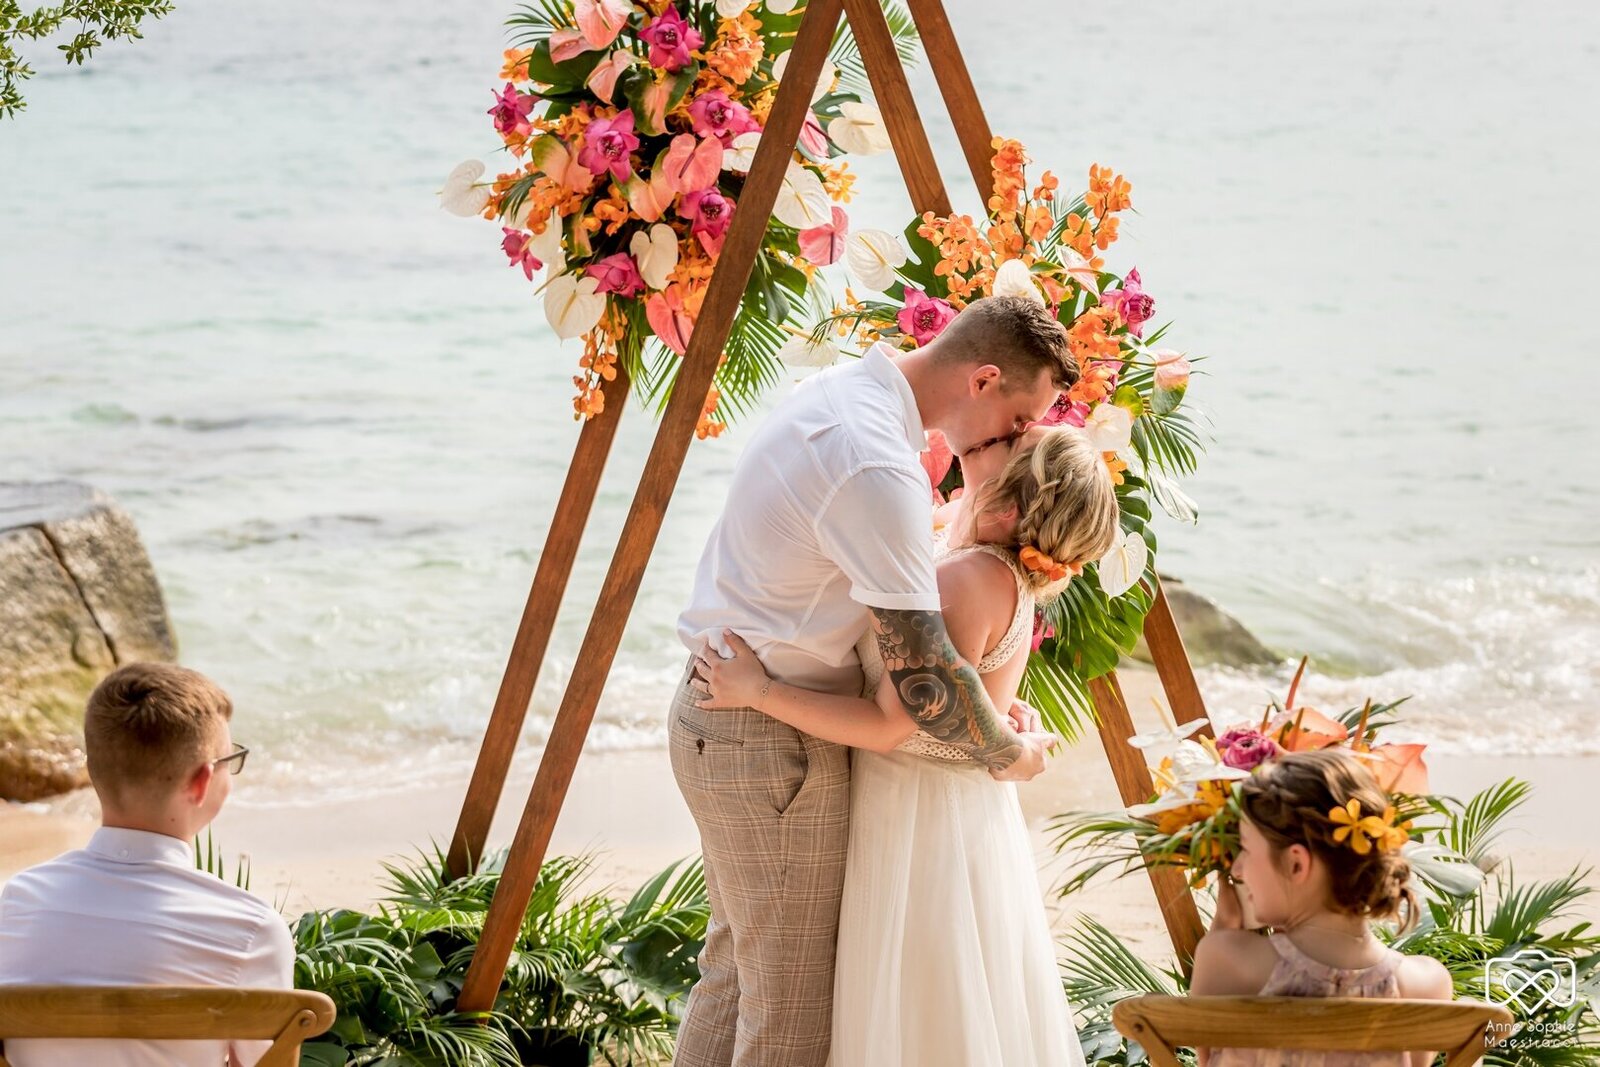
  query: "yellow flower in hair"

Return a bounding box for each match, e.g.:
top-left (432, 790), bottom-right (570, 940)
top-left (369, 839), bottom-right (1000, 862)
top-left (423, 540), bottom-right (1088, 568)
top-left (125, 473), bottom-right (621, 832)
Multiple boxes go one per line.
top-left (1329, 799), bottom-right (1374, 855)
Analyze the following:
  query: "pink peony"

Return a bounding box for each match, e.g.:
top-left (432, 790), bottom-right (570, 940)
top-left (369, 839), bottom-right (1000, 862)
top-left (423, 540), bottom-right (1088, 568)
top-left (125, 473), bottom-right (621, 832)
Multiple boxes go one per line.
top-left (584, 252), bottom-right (646, 298)
top-left (1216, 727), bottom-right (1281, 771)
top-left (1099, 267), bottom-right (1155, 337)
top-left (577, 109), bottom-right (641, 183)
top-left (500, 228), bottom-right (543, 281)
top-left (896, 288), bottom-right (958, 347)
top-left (681, 187), bottom-right (734, 255)
top-left (488, 83), bottom-right (537, 136)
top-left (689, 90), bottom-right (760, 146)
top-left (640, 6), bottom-right (703, 72)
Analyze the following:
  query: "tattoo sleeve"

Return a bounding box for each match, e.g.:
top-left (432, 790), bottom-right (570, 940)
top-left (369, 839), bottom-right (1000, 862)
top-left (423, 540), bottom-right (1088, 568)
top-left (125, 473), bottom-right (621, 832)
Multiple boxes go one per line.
top-left (869, 607), bottom-right (1021, 771)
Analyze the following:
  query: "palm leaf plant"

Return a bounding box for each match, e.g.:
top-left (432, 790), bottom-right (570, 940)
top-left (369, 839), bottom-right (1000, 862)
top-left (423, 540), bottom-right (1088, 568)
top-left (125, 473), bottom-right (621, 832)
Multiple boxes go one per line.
top-left (293, 849), bottom-right (709, 1066)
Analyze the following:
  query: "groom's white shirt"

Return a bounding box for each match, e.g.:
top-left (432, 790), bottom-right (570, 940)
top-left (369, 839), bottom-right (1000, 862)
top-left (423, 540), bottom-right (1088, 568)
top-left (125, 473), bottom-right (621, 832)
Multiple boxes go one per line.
top-left (678, 343), bottom-right (940, 695)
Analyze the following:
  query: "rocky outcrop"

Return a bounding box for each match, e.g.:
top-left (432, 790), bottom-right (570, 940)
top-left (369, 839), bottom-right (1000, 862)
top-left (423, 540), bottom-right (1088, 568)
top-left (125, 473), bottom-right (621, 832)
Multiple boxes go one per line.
top-left (1131, 576), bottom-right (1278, 670)
top-left (0, 482), bottom-right (177, 801)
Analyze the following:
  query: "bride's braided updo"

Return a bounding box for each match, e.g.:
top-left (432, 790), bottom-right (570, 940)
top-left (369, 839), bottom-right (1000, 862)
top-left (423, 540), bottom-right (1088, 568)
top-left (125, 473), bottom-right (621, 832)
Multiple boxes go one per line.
top-left (971, 427), bottom-right (1120, 597)
top-left (1240, 749), bottom-right (1419, 931)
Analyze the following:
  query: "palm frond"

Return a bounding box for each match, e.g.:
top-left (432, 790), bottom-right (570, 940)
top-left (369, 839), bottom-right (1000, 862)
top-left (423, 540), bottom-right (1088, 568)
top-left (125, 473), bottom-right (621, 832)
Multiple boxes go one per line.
top-left (1021, 652), bottom-right (1097, 742)
top-left (830, 1), bottom-right (920, 99)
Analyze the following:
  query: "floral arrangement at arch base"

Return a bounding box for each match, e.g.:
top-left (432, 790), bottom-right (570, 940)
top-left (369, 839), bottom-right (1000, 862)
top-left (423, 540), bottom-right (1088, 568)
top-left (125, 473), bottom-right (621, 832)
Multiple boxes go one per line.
top-left (786, 139), bottom-right (1207, 733)
top-left (1051, 659), bottom-right (1438, 894)
top-left (442, 0), bottom-right (922, 437)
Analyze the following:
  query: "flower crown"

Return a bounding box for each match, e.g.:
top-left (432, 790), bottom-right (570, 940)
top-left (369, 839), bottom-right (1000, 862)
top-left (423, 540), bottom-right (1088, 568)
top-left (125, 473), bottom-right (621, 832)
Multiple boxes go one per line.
top-left (1018, 545), bottom-right (1084, 582)
top-left (1327, 798), bottom-right (1412, 855)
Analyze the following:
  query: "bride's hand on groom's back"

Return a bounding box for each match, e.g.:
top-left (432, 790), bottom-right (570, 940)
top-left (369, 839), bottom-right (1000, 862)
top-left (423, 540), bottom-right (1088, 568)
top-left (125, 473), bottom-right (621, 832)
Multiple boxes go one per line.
top-left (989, 731), bottom-right (1058, 783)
top-left (694, 631), bottom-right (772, 710)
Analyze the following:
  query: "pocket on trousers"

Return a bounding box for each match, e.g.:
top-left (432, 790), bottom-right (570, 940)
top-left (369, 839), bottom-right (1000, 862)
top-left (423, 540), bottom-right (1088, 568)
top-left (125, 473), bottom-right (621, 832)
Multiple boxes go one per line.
top-left (674, 705), bottom-right (746, 747)
top-left (770, 732), bottom-right (809, 817)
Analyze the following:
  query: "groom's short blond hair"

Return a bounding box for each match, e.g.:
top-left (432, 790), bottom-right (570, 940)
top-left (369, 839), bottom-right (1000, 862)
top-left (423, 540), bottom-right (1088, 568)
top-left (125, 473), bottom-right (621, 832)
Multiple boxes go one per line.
top-left (85, 662), bottom-right (233, 804)
top-left (931, 295), bottom-right (1079, 392)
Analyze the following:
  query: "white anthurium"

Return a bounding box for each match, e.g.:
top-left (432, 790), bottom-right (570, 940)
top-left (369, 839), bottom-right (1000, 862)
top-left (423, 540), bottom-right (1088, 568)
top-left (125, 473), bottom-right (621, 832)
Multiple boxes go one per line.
top-left (1127, 782), bottom-right (1200, 820)
top-left (629, 223), bottom-right (679, 290)
top-left (765, 0), bottom-right (800, 11)
top-left (990, 258), bottom-right (1045, 304)
top-left (439, 160), bottom-right (490, 217)
top-left (715, 0), bottom-right (754, 15)
top-left (544, 272), bottom-right (606, 340)
top-left (772, 50), bottom-right (836, 102)
top-left (723, 130), bottom-right (761, 173)
top-left (773, 163), bottom-right (833, 229)
top-left (845, 229), bottom-right (907, 292)
top-left (529, 210), bottom-right (566, 274)
top-left (1096, 525), bottom-right (1149, 599)
top-left (778, 333), bottom-right (842, 367)
top-left (1168, 739), bottom-right (1251, 785)
top-left (1128, 718), bottom-right (1208, 765)
top-left (1083, 401), bottom-right (1133, 452)
top-left (826, 101), bottom-right (892, 155)
top-left (1063, 249), bottom-right (1100, 292)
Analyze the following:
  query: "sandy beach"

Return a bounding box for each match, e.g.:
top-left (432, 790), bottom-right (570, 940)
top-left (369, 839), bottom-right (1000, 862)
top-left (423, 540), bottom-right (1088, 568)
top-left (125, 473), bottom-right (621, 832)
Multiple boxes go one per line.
top-left (4, 665), bottom-right (1594, 963)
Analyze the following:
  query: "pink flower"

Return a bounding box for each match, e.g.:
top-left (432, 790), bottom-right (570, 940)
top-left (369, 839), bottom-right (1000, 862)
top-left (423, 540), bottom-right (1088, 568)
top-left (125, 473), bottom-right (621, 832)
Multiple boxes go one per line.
top-left (1154, 349), bottom-right (1191, 392)
top-left (799, 205), bottom-right (849, 265)
top-left (640, 6), bottom-right (703, 72)
top-left (689, 90), bottom-right (760, 145)
top-left (681, 187), bottom-right (734, 256)
top-left (488, 83), bottom-right (537, 136)
top-left (896, 288), bottom-right (958, 347)
top-left (1099, 267), bottom-right (1155, 337)
top-left (577, 109), bottom-right (640, 183)
top-left (584, 252), bottom-right (646, 297)
top-left (1039, 394), bottom-right (1089, 428)
top-left (501, 228), bottom-right (543, 281)
top-left (797, 111), bottom-right (829, 159)
top-left (646, 284), bottom-right (695, 353)
top-left (549, 27), bottom-right (591, 63)
top-left (575, 0), bottom-right (633, 50)
top-left (586, 49), bottom-right (633, 104)
top-left (1216, 727), bottom-right (1280, 771)
top-left (1030, 608), bottom-right (1056, 652)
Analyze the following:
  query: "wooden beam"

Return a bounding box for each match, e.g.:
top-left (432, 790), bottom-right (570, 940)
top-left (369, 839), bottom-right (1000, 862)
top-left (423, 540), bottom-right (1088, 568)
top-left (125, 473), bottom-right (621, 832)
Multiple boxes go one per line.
top-left (1144, 581), bottom-right (1212, 735)
top-left (454, 0), bottom-right (846, 1013)
top-left (840, 0), bottom-right (952, 217)
top-left (446, 365), bottom-right (632, 880)
top-left (903, 0), bottom-right (996, 202)
top-left (1089, 671), bottom-right (1205, 968)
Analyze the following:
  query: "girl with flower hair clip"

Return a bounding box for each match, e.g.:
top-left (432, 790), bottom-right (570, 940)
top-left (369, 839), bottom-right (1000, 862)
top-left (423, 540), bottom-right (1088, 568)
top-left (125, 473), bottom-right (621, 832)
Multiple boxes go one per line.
top-left (1191, 748), bottom-right (1454, 1067)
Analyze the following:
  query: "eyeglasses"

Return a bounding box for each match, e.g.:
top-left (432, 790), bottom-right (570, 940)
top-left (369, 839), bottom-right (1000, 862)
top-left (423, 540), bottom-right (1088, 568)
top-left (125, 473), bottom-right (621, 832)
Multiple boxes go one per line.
top-left (212, 742), bottom-right (249, 776)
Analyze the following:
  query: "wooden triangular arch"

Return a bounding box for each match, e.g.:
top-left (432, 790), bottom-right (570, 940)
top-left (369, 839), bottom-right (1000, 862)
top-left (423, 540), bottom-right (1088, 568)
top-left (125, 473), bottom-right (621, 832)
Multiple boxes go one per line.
top-left (448, 0), bottom-right (1213, 1011)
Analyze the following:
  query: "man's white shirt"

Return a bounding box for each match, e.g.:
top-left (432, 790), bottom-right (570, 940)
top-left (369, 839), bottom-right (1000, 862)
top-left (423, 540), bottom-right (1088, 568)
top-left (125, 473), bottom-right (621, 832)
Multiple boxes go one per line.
top-left (678, 343), bottom-right (940, 694)
top-left (0, 825), bottom-right (295, 1067)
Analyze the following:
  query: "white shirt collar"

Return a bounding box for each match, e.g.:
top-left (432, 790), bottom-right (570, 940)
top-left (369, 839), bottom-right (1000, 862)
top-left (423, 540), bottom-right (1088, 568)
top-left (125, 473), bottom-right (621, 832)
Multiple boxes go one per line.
top-left (861, 343), bottom-right (928, 454)
top-left (85, 826), bottom-right (194, 867)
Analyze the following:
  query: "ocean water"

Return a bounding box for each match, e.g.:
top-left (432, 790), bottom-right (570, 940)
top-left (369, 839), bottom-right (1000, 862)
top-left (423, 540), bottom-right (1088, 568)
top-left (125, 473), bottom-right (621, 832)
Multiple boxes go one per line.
top-left (2, 0), bottom-right (1597, 802)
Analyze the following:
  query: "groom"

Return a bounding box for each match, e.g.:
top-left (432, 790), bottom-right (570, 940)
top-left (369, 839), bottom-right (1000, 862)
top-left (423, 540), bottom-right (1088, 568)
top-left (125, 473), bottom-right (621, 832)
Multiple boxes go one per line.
top-left (670, 294), bottom-right (1080, 1067)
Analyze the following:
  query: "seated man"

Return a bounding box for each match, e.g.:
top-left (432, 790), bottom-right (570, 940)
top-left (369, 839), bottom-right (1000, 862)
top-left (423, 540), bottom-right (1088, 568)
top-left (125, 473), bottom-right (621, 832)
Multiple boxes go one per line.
top-left (0, 663), bottom-right (293, 1067)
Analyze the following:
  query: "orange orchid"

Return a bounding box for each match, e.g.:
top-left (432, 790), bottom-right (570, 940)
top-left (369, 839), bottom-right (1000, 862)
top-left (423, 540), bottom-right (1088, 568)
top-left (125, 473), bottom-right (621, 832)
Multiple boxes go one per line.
top-left (500, 47), bottom-right (532, 83)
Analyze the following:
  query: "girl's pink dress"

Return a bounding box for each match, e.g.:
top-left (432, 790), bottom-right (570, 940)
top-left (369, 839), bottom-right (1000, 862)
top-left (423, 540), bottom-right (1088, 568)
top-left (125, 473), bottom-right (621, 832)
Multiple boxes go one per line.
top-left (1211, 933), bottom-right (1407, 1067)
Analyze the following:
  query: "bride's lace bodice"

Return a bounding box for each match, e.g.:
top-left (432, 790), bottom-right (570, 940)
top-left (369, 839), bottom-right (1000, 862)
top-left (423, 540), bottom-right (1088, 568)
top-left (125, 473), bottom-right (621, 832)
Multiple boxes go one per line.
top-left (857, 538), bottom-right (1036, 763)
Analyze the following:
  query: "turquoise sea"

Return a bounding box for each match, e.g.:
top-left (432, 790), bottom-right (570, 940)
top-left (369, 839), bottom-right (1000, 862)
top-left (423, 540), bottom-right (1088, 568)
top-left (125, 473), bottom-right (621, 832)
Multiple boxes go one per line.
top-left (2, 0), bottom-right (1597, 802)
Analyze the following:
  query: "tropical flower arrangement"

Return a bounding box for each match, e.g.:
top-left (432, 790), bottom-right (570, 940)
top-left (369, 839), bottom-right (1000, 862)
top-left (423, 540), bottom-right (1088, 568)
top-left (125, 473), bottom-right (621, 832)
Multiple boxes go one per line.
top-left (783, 138), bottom-right (1206, 731)
top-left (1052, 659), bottom-right (1435, 893)
top-left (440, 0), bottom-right (919, 436)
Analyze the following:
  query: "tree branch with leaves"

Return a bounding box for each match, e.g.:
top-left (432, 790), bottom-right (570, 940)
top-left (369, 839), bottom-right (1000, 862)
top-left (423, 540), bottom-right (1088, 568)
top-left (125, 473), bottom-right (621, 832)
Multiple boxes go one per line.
top-left (1, 0), bottom-right (173, 119)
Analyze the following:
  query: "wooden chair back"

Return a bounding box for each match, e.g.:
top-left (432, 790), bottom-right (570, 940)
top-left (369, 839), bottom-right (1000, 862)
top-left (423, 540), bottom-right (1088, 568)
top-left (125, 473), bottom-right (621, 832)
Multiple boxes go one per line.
top-left (0, 986), bottom-right (335, 1067)
top-left (1113, 994), bottom-right (1512, 1067)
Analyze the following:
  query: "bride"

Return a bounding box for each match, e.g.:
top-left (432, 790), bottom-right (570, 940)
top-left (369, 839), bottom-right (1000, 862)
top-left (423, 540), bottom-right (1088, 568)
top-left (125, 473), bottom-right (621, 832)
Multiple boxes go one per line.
top-left (695, 423), bottom-right (1118, 1067)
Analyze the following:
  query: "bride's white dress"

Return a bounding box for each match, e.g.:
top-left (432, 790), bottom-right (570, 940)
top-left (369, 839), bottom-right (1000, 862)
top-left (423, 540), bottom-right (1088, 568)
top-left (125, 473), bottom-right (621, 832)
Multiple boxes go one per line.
top-left (830, 541), bottom-right (1086, 1067)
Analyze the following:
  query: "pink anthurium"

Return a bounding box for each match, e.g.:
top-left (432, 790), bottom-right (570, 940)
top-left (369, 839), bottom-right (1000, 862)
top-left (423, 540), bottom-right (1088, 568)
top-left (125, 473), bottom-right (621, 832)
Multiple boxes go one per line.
top-left (586, 49), bottom-right (634, 104)
top-left (798, 206), bottom-right (849, 265)
top-left (549, 27), bottom-right (591, 63)
top-left (624, 171), bottom-right (675, 222)
top-left (575, 0), bottom-right (633, 50)
top-left (529, 136), bottom-right (596, 193)
top-left (659, 133), bottom-right (723, 195)
top-left (797, 111), bottom-right (829, 160)
top-left (920, 429), bottom-right (954, 491)
top-left (646, 285), bottom-right (696, 354)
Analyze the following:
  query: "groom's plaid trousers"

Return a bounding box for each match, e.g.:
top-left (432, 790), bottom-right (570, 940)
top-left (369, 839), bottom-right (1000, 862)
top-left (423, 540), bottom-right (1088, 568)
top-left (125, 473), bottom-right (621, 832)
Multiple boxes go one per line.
top-left (668, 658), bottom-right (853, 1067)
